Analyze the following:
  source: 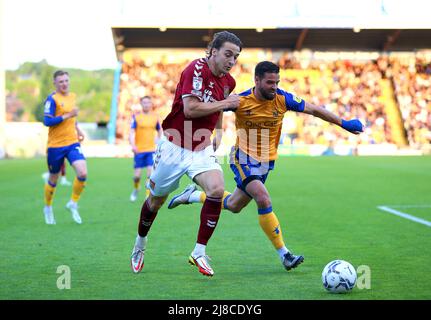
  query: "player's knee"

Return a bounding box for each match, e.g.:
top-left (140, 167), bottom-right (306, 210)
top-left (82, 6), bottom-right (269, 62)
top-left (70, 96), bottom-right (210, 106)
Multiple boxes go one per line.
top-left (49, 174), bottom-right (60, 184)
top-left (148, 196), bottom-right (165, 212)
top-left (255, 194), bottom-right (271, 208)
top-left (77, 172), bottom-right (87, 181)
top-left (225, 197), bottom-right (243, 213)
top-left (205, 185), bottom-right (225, 199)
top-left (148, 202), bottom-right (162, 212)
top-left (229, 204), bottom-right (242, 213)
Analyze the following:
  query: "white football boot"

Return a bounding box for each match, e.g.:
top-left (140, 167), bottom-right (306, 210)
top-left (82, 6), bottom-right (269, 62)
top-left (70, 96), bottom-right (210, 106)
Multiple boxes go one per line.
top-left (60, 176), bottom-right (72, 186)
top-left (188, 254), bottom-right (214, 277)
top-left (66, 200), bottom-right (82, 224)
top-left (130, 247), bottom-right (145, 273)
top-left (130, 189), bottom-right (138, 202)
top-left (168, 184), bottom-right (197, 209)
top-left (43, 206), bottom-right (56, 225)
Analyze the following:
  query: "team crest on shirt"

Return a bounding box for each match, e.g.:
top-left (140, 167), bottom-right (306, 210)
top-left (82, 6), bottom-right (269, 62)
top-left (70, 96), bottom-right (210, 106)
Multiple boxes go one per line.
top-left (273, 109), bottom-right (279, 117)
top-left (44, 100), bottom-right (51, 112)
top-left (292, 95), bottom-right (302, 103)
top-left (245, 110), bottom-right (252, 116)
top-left (223, 86), bottom-right (230, 98)
top-left (193, 77), bottom-right (203, 90)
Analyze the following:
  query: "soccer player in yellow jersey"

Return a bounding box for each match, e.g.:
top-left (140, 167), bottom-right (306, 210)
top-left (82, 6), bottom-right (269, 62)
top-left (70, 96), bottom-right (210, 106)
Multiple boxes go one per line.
top-left (43, 70), bottom-right (88, 225)
top-left (169, 61), bottom-right (364, 271)
top-left (129, 96), bottom-right (162, 202)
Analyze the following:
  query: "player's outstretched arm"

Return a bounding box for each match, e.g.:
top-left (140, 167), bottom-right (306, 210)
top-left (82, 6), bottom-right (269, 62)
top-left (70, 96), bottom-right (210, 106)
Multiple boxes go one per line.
top-left (183, 95), bottom-right (240, 118)
top-left (302, 102), bottom-right (364, 135)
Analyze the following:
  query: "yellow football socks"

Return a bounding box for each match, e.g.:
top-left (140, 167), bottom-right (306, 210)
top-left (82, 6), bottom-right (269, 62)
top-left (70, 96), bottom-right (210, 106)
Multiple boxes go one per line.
top-left (199, 192), bottom-right (206, 203)
top-left (258, 208), bottom-right (285, 250)
top-left (134, 178), bottom-right (141, 190)
top-left (145, 178), bottom-right (150, 198)
top-left (44, 182), bottom-right (56, 206)
top-left (222, 191), bottom-right (231, 210)
top-left (71, 177), bottom-right (86, 202)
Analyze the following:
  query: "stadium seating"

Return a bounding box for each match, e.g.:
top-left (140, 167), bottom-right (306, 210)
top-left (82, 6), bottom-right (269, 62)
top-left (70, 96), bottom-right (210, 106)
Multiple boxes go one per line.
top-left (115, 50), bottom-right (431, 151)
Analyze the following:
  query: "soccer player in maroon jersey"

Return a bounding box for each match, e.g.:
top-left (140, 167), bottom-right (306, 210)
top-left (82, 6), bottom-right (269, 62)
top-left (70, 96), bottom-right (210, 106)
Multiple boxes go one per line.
top-left (130, 31), bottom-right (242, 276)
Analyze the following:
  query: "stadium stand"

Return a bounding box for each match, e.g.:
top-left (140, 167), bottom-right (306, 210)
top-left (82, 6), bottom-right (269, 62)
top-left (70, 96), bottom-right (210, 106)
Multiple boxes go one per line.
top-left (113, 42), bottom-right (430, 155)
top-left (390, 54), bottom-right (431, 147)
top-left (3, 27), bottom-right (430, 158)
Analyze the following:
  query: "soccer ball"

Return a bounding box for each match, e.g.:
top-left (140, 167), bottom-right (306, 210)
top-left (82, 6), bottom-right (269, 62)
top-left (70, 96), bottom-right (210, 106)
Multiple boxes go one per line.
top-left (322, 260), bottom-right (357, 293)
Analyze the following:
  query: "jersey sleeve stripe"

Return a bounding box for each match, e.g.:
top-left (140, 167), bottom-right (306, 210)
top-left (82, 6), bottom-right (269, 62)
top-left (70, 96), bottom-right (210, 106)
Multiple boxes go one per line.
top-left (182, 93), bottom-right (203, 101)
top-left (239, 88), bottom-right (252, 97)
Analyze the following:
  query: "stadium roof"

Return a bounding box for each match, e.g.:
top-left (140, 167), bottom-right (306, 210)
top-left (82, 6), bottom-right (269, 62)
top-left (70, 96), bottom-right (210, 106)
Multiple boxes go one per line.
top-left (111, 27), bottom-right (431, 58)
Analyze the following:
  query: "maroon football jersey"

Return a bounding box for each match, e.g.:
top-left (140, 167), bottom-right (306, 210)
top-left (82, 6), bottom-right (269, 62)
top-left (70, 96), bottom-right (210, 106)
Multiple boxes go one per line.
top-left (162, 58), bottom-right (236, 151)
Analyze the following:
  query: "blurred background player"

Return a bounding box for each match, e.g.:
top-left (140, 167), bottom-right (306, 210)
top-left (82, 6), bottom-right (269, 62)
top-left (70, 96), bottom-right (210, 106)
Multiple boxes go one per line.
top-left (130, 31), bottom-right (242, 277)
top-left (42, 126), bottom-right (85, 186)
top-left (169, 61), bottom-right (364, 271)
top-left (42, 70), bottom-right (88, 225)
top-left (129, 96), bottom-right (162, 202)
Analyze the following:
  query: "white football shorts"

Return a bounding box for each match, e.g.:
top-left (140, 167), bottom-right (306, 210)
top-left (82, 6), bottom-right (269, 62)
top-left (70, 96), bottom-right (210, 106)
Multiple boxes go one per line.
top-left (148, 136), bottom-right (222, 197)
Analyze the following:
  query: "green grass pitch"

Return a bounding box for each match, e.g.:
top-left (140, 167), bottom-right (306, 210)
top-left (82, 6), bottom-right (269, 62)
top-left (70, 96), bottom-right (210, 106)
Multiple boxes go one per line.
top-left (0, 156), bottom-right (430, 300)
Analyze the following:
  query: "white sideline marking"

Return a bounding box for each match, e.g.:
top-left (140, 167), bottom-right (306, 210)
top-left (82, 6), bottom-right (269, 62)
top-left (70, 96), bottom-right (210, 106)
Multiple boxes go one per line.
top-left (388, 205), bottom-right (431, 208)
top-left (377, 206), bottom-right (431, 228)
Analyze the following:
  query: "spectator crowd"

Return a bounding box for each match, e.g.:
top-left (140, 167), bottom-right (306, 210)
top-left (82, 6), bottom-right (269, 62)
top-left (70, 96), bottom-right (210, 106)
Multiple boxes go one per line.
top-left (116, 50), bottom-right (431, 150)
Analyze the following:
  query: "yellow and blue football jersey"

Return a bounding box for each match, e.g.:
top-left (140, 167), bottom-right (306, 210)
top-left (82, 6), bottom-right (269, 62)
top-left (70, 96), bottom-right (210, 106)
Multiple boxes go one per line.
top-left (43, 92), bottom-right (79, 148)
top-left (235, 88), bottom-right (305, 162)
top-left (131, 112), bottom-right (161, 153)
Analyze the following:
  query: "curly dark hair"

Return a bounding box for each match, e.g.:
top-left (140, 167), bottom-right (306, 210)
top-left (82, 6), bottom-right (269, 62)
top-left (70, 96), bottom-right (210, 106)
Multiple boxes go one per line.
top-left (206, 31), bottom-right (243, 58)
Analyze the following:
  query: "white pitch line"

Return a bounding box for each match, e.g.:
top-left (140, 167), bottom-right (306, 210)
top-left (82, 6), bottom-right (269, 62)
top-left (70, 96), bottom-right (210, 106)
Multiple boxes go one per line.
top-left (377, 206), bottom-right (431, 228)
top-left (385, 205), bottom-right (431, 208)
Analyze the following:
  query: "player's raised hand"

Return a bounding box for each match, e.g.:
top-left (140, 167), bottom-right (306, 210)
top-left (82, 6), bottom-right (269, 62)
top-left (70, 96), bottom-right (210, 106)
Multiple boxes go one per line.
top-left (223, 94), bottom-right (240, 111)
top-left (70, 108), bottom-right (79, 117)
top-left (77, 128), bottom-right (85, 142)
top-left (341, 119), bottom-right (364, 134)
top-left (64, 108), bottom-right (79, 120)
